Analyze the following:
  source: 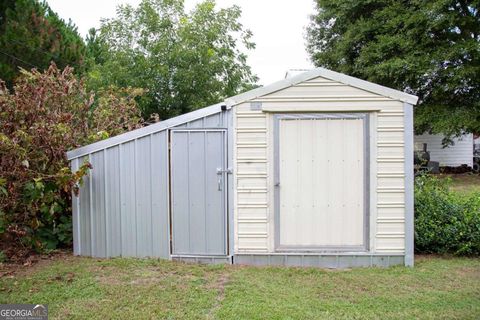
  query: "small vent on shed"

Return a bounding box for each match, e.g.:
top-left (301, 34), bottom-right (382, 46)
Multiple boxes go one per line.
top-left (250, 102), bottom-right (262, 111)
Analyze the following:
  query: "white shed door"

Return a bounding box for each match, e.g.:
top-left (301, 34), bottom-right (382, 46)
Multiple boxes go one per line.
top-left (277, 116), bottom-right (366, 249)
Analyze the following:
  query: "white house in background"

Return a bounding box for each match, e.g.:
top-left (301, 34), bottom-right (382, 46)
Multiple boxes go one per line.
top-left (414, 134), bottom-right (474, 167)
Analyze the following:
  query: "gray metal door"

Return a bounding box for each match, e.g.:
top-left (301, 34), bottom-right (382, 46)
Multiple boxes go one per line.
top-left (171, 129), bottom-right (227, 256)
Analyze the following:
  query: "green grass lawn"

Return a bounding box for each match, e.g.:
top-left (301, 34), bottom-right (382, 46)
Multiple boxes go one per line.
top-left (438, 173), bottom-right (480, 193)
top-left (0, 255), bottom-right (479, 319)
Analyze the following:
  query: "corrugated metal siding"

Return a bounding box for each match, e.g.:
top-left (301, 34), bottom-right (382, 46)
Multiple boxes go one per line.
top-left (72, 112), bottom-right (229, 258)
top-left (90, 151), bottom-right (106, 257)
top-left (414, 133), bottom-right (473, 167)
top-left (150, 132), bottom-right (170, 257)
top-left (234, 76), bottom-right (407, 254)
top-left (120, 140), bottom-right (136, 256)
top-left (105, 145), bottom-right (121, 256)
top-left (79, 155), bottom-right (91, 255)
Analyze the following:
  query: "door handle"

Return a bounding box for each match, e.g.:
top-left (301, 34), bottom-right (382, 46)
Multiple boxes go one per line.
top-left (216, 168), bottom-right (231, 191)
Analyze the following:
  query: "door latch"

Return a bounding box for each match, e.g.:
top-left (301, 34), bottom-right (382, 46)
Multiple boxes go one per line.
top-left (216, 168), bottom-right (231, 191)
top-left (216, 168), bottom-right (232, 174)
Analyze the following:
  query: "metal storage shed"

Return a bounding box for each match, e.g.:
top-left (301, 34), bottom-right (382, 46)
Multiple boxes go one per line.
top-left (67, 68), bottom-right (418, 268)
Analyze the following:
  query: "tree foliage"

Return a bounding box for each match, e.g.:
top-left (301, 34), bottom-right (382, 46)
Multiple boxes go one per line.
top-left (307, 0), bottom-right (480, 137)
top-left (0, 0), bottom-right (86, 87)
top-left (87, 0), bottom-right (257, 119)
top-left (0, 64), bottom-right (144, 256)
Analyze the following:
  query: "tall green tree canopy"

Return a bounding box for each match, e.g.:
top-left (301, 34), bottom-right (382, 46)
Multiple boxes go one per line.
top-left (88, 0), bottom-right (257, 119)
top-left (0, 0), bottom-right (86, 87)
top-left (307, 0), bottom-right (480, 137)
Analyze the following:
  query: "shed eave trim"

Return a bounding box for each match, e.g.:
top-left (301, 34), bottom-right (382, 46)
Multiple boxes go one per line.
top-left (67, 102), bottom-right (224, 160)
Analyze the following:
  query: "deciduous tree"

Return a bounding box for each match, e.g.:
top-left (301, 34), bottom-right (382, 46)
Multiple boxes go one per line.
top-left (88, 0), bottom-right (257, 119)
top-left (307, 0), bottom-right (480, 137)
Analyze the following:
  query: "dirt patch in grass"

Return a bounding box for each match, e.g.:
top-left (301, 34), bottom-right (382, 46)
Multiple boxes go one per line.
top-left (436, 173), bottom-right (480, 193)
top-left (0, 250), bottom-right (73, 278)
top-left (206, 272), bottom-right (230, 319)
top-left (91, 264), bottom-right (199, 288)
top-left (92, 267), bottom-right (128, 286)
top-left (455, 266), bottom-right (480, 278)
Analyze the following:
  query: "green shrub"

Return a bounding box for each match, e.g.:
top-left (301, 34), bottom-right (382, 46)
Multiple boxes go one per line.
top-left (415, 174), bottom-right (480, 255)
top-left (0, 64), bottom-right (145, 256)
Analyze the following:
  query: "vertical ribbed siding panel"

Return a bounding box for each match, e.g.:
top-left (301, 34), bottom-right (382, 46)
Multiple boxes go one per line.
top-left (71, 158), bottom-right (80, 255)
top-left (135, 136), bottom-right (153, 257)
top-left (171, 132), bottom-right (189, 254)
top-left (151, 131), bottom-right (170, 258)
top-left (204, 113), bottom-right (222, 127)
top-left (105, 146), bottom-right (121, 257)
top-left (90, 151), bottom-right (106, 257)
top-left (186, 118), bottom-right (205, 128)
top-left (183, 113), bottom-right (223, 128)
top-left (79, 155), bottom-right (91, 256)
top-left (188, 132), bottom-right (207, 253)
top-left (120, 141), bottom-right (137, 256)
top-left (205, 131), bottom-right (226, 254)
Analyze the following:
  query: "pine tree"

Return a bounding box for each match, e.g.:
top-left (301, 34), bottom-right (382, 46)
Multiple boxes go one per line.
top-left (0, 0), bottom-right (86, 87)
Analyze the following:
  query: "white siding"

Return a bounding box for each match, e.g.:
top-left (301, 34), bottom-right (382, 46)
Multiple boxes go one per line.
top-left (235, 106), bottom-right (269, 252)
top-left (234, 76), bottom-right (407, 254)
top-left (415, 134), bottom-right (473, 167)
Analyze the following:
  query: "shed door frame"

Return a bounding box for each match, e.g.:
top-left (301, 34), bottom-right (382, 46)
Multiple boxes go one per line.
top-left (169, 128), bottom-right (229, 257)
top-left (273, 113), bottom-right (370, 252)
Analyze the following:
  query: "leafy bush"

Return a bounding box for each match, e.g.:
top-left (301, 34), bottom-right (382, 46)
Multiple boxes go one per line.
top-left (0, 64), bottom-right (145, 257)
top-left (415, 174), bottom-right (480, 255)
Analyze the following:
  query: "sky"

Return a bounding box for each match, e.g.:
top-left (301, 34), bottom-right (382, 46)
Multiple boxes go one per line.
top-left (46, 0), bottom-right (315, 85)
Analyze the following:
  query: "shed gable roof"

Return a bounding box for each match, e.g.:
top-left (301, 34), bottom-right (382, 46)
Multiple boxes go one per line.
top-left (226, 67), bottom-right (418, 106)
